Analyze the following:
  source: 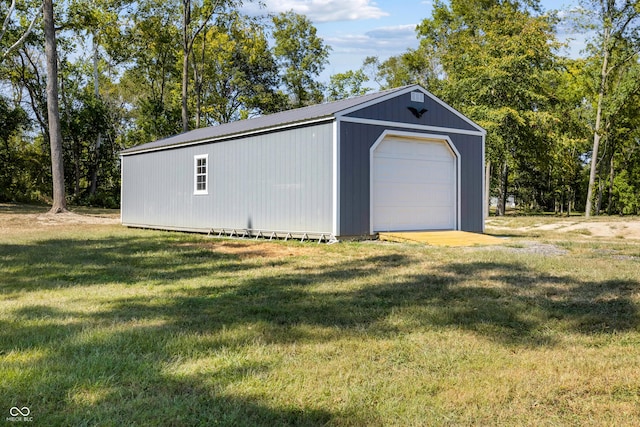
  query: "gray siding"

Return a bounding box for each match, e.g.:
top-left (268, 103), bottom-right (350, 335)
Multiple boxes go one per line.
top-left (454, 132), bottom-right (484, 232)
top-left (122, 123), bottom-right (334, 234)
top-left (345, 91), bottom-right (480, 132)
top-left (338, 122), bottom-right (483, 236)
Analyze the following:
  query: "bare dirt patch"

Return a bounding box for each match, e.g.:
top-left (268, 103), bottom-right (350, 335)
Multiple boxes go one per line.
top-left (0, 204), bottom-right (120, 233)
top-left (486, 218), bottom-right (640, 240)
top-left (34, 211), bottom-right (120, 226)
top-left (192, 240), bottom-right (315, 259)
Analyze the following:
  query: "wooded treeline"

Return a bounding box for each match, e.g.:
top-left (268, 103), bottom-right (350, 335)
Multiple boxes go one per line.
top-left (1, 0), bottom-right (639, 215)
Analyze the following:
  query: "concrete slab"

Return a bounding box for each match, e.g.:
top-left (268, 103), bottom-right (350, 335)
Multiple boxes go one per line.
top-left (379, 230), bottom-right (505, 247)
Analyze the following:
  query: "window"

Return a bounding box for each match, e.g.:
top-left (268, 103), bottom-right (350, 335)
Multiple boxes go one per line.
top-left (411, 91), bottom-right (425, 103)
top-left (194, 154), bottom-right (208, 195)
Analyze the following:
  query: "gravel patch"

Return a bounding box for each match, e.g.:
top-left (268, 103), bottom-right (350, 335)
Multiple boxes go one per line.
top-left (472, 240), bottom-right (569, 256)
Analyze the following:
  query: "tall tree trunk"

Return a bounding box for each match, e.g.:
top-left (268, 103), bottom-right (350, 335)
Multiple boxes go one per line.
top-left (194, 76), bottom-right (201, 128)
top-left (191, 23), bottom-right (206, 129)
top-left (585, 23), bottom-right (610, 218)
top-left (607, 152), bottom-right (615, 214)
top-left (74, 137), bottom-right (81, 197)
top-left (181, 0), bottom-right (190, 132)
top-left (596, 178), bottom-right (603, 215)
top-left (44, 0), bottom-right (67, 213)
top-left (192, 49), bottom-right (201, 129)
top-left (497, 161), bottom-right (508, 216)
top-left (90, 32), bottom-right (101, 196)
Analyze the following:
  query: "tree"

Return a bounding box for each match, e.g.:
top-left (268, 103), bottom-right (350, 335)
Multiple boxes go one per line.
top-left (0, 97), bottom-right (30, 202)
top-left (546, 58), bottom-right (592, 215)
top-left (364, 49), bottom-right (441, 92)
top-left (327, 69), bottom-right (371, 101)
top-left (119, 0), bottom-right (182, 143)
top-left (180, 0), bottom-right (252, 132)
top-left (581, 0), bottom-right (640, 217)
top-left (44, 0), bottom-right (67, 213)
top-left (1, 0), bottom-right (42, 61)
top-left (414, 0), bottom-right (561, 215)
top-left (272, 11), bottom-right (330, 107)
top-left (192, 13), bottom-right (284, 125)
top-left (57, 59), bottom-right (111, 201)
top-left (66, 0), bottom-right (125, 196)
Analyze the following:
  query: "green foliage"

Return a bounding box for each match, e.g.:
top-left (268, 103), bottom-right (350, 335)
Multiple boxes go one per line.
top-left (327, 69), bottom-right (371, 101)
top-left (272, 11), bottom-right (331, 107)
top-left (0, 0), bottom-right (42, 62)
top-left (2, 0), bottom-right (640, 213)
top-left (54, 59), bottom-right (121, 207)
top-left (412, 0), bottom-right (564, 213)
top-left (612, 169), bottom-right (640, 214)
top-left (127, 97), bottom-right (183, 144)
top-left (195, 14), bottom-right (286, 124)
top-left (364, 51), bottom-right (438, 91)
top-left (117, 0), bottom-right (182, 143)
top-left (0, 98), bottom-right (33, 202)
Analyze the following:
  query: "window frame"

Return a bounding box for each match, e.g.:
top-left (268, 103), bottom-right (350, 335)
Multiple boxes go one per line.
top-left (194, 154), bottom-right (209, 195)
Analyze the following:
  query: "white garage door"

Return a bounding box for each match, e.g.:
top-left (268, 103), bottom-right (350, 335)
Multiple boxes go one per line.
top-left (372, 136), bottom-right (457, 232)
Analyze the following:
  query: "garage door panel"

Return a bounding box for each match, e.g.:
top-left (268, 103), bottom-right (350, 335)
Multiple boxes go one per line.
top-left (376, 140), bottom-right (452, 158)
top-left (375, 207), bottom-right (454, 231)
top-left (373, 172), bottom-right (453, 186)
top-left (374, 158), bottom-right (454, 181)
top-left (375, 154), bottom-right (453, 167)
top-left (372, 136), bottom-right (457, 232)
top-left (374, 184), bottom-right (453, 206)
top-left (375, 152), bottom-right (454, 163)
top-left (374, 176), bottom-right (453, 186)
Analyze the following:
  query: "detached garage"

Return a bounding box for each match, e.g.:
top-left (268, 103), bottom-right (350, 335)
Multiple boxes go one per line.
top-left (120, 85), bottom-right (485, 240)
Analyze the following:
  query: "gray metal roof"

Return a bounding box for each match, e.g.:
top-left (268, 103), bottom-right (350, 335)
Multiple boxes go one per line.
top-left (120, 85), bottom-right (417, 155)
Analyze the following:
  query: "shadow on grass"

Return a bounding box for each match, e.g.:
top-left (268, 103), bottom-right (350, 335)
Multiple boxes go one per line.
top-left (3, 320), bottom-right (336, 425)
top-left (1, 232), bottom-right (639, 425)
top-left (0, 235), bottom-right (256, 292)
top-left (161, 257), bottom-right (638, 345)
top-left (0, 203), bottom-right (50, 214)
top-left (484, 232), bottom-right (541, 238)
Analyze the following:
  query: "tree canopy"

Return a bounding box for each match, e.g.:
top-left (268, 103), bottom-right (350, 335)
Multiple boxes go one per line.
top-left (1, 0), bottom-right (640, 216)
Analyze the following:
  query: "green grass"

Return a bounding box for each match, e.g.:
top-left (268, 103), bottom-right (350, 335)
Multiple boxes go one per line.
top-left (1, 210), bottom-right (640, 425)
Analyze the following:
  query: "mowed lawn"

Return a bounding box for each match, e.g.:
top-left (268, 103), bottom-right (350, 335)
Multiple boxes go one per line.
top-left (1, 205), bottom-right (639, 426)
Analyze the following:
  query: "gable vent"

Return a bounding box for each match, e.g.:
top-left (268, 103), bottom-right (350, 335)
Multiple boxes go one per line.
top-left (411, 91), bottom-right (424, 103)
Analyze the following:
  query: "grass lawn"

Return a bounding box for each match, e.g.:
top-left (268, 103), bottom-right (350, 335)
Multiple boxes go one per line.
top-left (1, 206), bottom-right (639, 425)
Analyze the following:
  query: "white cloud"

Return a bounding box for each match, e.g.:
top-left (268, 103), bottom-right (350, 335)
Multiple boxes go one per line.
top-left (250, 0), bottom-right (389, 22)
top-left (547, 7), bottom-right (594, 58)
top-left (325, 24), bottom-right (418, 56)
top-left (365, 24), bottom-right (417, 40)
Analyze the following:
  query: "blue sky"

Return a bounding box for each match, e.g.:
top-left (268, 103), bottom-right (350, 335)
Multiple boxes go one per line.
top-left (243, 0), bottom-right (588, 82)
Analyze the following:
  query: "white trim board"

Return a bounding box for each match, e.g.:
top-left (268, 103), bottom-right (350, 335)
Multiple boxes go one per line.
top-left (332, 120), bottom-right (340, 237)
top-left (339, 116), bottom-right (485, 137)
top-left (482, 133), bottom-right (486, 232)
